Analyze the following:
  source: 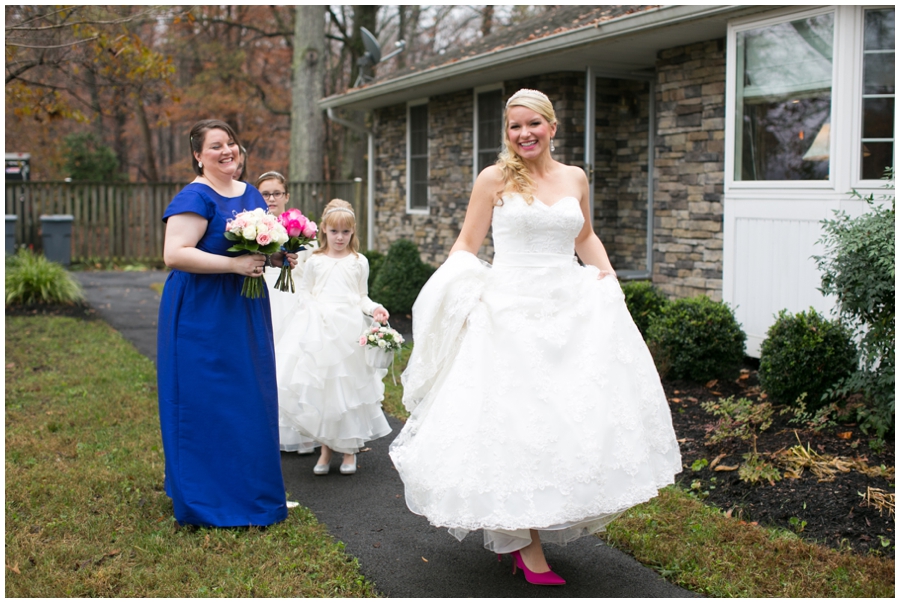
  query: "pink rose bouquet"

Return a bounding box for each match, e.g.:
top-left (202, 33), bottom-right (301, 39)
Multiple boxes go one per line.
top-left (224, 208), bottom-right (289, 299)
top-left (360, 324), bottom-right (405, 352)
top-left (274, 208), bottom-right (318, 293)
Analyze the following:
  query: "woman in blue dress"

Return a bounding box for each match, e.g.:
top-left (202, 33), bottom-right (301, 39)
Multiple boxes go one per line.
top-left (157, 119), bottom-right (290, 527)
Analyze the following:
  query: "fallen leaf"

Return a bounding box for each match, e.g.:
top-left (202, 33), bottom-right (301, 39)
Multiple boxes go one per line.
top-left (7, 563), bottom-right (20, 574)
top-left (709, 453), bottom-right (728, 470)
top-left (6, 363), bottom-right (15, 369)
top-left (687, 396), bottom-right (698, 403)
top-left (373, 543), bottom-right (381, 548)
top-left (670, 397), bottom-right (682, 403)
top-left (837, 432), bottom-right (853, 440)
top-left (759, 392), bottom-right (768, 399)
top-left (705, 379), bottom-right (718, 389)
top-left (724, 508), bottom-right (733, 518)
top-left (422, 557), bottom-right (428, 562)
top-left (711, 391), bottom-right (723, 396)
top-left (715, 464), bottom-right (739, 472)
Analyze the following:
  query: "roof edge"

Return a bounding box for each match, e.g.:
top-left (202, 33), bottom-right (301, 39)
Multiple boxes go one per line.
top-left (319, 4), bottom-right (748, 110)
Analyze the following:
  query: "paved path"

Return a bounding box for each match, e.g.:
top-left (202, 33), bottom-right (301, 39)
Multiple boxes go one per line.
top-left (73, 270), bottom-right (696, 598)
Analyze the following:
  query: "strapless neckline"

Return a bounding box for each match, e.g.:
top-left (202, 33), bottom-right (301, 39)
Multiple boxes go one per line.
top-left (533, 196), bottom-right (578, 209)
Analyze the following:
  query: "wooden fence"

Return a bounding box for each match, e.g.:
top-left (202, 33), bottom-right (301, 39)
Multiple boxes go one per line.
top-left (5, 180), bottom-right (364, 262)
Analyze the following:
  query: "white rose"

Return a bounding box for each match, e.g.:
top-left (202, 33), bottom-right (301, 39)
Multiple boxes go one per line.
top-left (241, 224), bottom-right (257, 240)
top-left (377, 339), bottom-right (388, 349)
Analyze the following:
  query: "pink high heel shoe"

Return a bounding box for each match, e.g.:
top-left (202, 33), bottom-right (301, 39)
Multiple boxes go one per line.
top-left (498, 550), bottom-right (566, 586)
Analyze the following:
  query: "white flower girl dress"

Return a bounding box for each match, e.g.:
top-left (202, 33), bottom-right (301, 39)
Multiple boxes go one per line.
top-left (390, 193), bottom-right (682, 553)
top-left (275, 252), bottom-right (392, 454)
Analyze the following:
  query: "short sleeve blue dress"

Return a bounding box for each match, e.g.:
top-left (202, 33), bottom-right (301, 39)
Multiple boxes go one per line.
top-left (157, 182), bottom-right (287, 527)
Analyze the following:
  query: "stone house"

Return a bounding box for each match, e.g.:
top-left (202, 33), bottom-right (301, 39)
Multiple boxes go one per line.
top-left (320, 5), bottom-right (895, 356)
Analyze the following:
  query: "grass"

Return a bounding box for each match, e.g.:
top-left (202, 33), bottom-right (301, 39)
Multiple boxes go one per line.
top-left (5, 316), bottom-right (377, 597)
top-left (5, 249), bottom-right (85, 306)
top-left (604, 486), bottom-right (894, 597)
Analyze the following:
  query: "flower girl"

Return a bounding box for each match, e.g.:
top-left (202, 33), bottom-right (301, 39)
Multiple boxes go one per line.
top-left (274, 198), bottom-right (392, 475)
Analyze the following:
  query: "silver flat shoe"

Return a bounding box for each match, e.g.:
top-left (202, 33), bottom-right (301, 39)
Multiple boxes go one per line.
top-left (313, 463), bottom-right (330, 475)
top-left (339, 455), bottom-right (357, 475)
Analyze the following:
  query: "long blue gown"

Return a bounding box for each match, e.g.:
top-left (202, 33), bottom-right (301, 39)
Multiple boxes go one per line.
top-left (157, 182), bottom-right (287, 527)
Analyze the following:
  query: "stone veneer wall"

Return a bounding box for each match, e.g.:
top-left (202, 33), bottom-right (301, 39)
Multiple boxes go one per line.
top-left (372, 73), bottom-right (586, 266)
top-left (594, 77), bottom-right (650, 272)
top-left (652, 39), bottom-right (726, 300)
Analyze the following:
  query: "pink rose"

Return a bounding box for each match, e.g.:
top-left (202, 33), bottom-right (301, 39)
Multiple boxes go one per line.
top-left (359, 336), bottom-right (367, 346)
top-left (302, 221), bottom-right (318, 239)
top-left (285, 219), bottom-right (303, 238)
top-left (257, 233), bottom-right (272, 246)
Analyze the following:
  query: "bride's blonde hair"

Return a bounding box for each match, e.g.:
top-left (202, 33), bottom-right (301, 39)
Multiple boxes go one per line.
top-left (495, 89), bottom-right (557, 205)
top-left (315, 198), bottom-right (359, 256)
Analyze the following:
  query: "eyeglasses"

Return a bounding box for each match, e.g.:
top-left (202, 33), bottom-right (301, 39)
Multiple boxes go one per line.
top-left (260, 191), bottom-right (286, 200)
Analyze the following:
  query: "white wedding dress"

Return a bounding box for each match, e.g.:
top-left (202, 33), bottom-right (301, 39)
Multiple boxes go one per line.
top-left (389, 193), bottom-right (682, 553)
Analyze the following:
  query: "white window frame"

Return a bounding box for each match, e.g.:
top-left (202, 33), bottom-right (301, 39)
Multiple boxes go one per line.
top-left (725, 5), bottom-right (839, 193)
top-left (406, 98), bottom-right (429, 214)
top-left (850, 5), bottom-right (896, 188)
top-left (472, 83), bottom-right (504, 185)
top-left (726, 5), bottom-right (896, 196)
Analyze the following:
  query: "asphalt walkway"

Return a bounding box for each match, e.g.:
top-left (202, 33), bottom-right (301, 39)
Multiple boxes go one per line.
top-left (73, 270), bottom-right (695, 598)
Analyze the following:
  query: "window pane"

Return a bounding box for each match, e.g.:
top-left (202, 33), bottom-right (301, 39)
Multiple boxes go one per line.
top-left (861, 142), bottom-right (894, 180)
top-left (864, 53), bottom-right (895, 95)
top-left (862, 97), bottom-right (895, 138)
top-left (408, 104), bottom-right (428, 209)
top-left (410, 158), bottom-right (428, 209)
top-left (734, 13), bottom-right (834, 180)
top-left (865, 9), bottom-right (895, 50)
top-left (477, 90), bottom-right (502, 173)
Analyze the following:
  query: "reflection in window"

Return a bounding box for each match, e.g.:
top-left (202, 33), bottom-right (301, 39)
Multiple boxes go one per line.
top-left (476, 89), bottom-right (503, 174)
top-left (734, 13), bottom-right (834, 181)
top-left (408, 103), bottom-right (428, 210)
top-left (861, 8), bottom-right (895, 180)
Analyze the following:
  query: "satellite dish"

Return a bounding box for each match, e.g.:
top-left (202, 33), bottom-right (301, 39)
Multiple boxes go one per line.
top-left (360, 27), bottom-right (381, 65)
top-left (355, 26), bottom-right (406, 87)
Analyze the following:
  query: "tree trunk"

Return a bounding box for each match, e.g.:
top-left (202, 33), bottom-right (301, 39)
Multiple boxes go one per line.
top-left (135, 95), bottom-right (159, 182)
top-left (482, 6), bottom-right (494, 38)
top-left (289, 4), bottom-right (326, 182)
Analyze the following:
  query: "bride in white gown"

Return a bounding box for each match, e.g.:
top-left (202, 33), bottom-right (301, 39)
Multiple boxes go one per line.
top-left (389, 89), bottom-right (682, 586)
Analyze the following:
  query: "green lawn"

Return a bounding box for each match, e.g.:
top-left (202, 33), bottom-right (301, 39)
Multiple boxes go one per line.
top-left (5, 316), bottom-right (376, 597)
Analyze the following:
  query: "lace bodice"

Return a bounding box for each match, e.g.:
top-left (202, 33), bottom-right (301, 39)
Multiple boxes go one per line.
top-left (492, 194), bottom-right (583, 256)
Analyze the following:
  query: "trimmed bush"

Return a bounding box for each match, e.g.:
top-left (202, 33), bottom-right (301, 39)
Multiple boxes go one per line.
top-left (6, 249), bottom-right (84, 306)
top-left (361, 249), bottom-right (385, 292)
top-left (758, 308), bottom-right (857, 410)
top-left (622, 280), bottom-right (669, 338)
top-left (370, 240), bottom-right (435, 315)
top-left (647, 295), bottom-right (746, 382)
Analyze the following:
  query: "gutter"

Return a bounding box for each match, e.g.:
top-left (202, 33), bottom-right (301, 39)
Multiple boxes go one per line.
top-left (326, 108), bottom-right (375, 250)
top-left (319, 5), bottom-right (751, 110)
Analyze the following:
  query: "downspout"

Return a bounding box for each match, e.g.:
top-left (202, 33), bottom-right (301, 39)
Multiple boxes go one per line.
top-left (326, 108), bottom-right (375, 250)
top-left (584, 66), bottom-right (596, 223)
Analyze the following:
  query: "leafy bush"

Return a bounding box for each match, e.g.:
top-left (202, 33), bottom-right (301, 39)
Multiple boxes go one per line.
top-left (646, 296), bottom-right (746, 382)
top-left (361, 249), bottom-right (385, 292)
top-left (701, 396), bottom-right (774, 446)
top-left (6, 249), bottom-right (84, 306)
top-left (370, 240), bottom-right (435, 315)
top-left (814, 173), bottom-right (895, 436)
top-left (622, 280), bottom-right (668, 338)
top-left (758, 308), bottom-right (857, 410)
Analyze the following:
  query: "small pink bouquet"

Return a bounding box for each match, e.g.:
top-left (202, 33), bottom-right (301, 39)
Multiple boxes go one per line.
top-left (274, 208), bottom-right (318, 293)
top-left (224, 208), bottom-right (288, 299)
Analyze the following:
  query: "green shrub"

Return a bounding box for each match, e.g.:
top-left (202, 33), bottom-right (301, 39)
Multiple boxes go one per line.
top-left (6, 249), bottom-right (84, 306)
top-left (646, 295), bottom-right (746, 382)
top-left (361, 249), bottom-right (385, 292)
top-left (814, 172), bottom-right (895, 436)
top-left (758, 308), bottom-right (857, 410)
top-left (622, 280), bottom-right (669, 338)
top-left (370, 240), bottom-right (435, 315)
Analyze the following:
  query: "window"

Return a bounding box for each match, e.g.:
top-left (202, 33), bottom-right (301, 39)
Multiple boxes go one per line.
top-left (733, 12), bottom-right (834, 181)
top-left (860, 8), bottom-right (895, 180)
top-left (407, 102), bottom-right (429, 212)
top-left (475, 88), bottom-right (503, 175)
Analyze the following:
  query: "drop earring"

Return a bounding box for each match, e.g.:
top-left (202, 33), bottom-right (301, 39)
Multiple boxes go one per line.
top-left (198, 161), bottom-right (203, 169)
top-left (550, 139), bottom-right (555, 152)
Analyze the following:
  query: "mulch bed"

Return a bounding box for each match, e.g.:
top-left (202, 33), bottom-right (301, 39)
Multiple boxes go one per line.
top-left (666, 361), bottom-right (895, 559)
top-left (5, 302), bottom-right (98, 320)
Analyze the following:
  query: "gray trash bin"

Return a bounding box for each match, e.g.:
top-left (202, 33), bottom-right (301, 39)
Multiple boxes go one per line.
top-left (40, 214), bottom-right (74, 266)
top-left (5, 215), bottom-right (16, 255)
